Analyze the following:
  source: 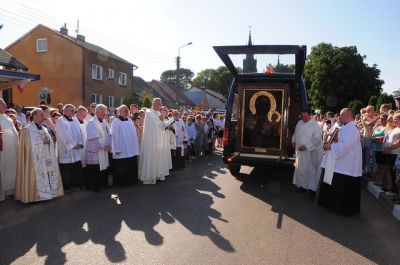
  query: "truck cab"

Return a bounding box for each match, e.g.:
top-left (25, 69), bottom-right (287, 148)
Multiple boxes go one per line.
top-left (213, 45), bottom-right (308, 175)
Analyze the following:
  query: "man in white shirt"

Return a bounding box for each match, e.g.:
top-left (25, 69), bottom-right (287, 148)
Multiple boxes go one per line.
top-left (186, 117), bottom-right (197, 161)
top-left (55, 104), bottom-right (84, 191)
top-left (15, 104), bottom-right (27, 126)
top-left (318, 108), bottom-right (362, 216)
top-left (111, 105), bottom-right (140, 186)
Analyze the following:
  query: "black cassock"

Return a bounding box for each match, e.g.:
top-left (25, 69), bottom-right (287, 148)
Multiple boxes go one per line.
top-left (318, 169), bottom-right (361, 215)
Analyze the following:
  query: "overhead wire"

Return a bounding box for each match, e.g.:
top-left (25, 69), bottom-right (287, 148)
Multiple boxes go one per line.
top-left (0, 2), bottom-right (175, 65)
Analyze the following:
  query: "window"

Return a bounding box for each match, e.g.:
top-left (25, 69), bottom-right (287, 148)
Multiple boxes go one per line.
top-left (36, 39), bottom-right (48, 52)
top-left (108, 96), bottom-right (114, 107)
top-left (92, 93), bottom-right (103, 104)
top-left (118, 72), bottom-right (127, 86)
top-left (108, 68), bottom-right (114, 79)
top-left (92, 64), bottom-right (103, 80)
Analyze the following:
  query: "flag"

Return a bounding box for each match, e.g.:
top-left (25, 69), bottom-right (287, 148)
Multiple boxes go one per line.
top-left (17, 83), bottom-right (24, 93)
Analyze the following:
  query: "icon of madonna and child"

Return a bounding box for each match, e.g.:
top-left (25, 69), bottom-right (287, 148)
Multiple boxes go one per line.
top-left (242, 90), bottom-right (284, 150)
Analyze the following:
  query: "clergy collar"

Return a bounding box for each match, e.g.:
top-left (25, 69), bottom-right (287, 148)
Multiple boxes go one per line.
top-left (34, 123), bottom-right (42, 130)
top-left (118, 116), bottom-right (128, 121)
top-left (78, 119), bottom-right (84, 124)
top-left (90, 113), bottom-right (95, 116)
top-left (63, 115), bottom-right (73, 122)
top-left (98, 117), bottom-right (103, 123)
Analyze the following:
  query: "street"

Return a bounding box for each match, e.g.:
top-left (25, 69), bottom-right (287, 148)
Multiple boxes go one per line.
top-left (1, 152), bottom-right (400, 265)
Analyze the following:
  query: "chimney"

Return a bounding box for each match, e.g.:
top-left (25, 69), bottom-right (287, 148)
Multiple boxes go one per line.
top-left (76, 34), bottom-right (85, 42)
top-left (60, 23), bottom-right (68, 35)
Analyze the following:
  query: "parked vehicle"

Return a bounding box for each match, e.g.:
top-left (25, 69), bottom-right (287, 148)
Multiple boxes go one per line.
top-left (213, 44), bottom-right (308, 175)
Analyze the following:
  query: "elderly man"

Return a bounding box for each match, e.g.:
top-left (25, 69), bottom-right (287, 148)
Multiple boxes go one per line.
top-left (15, 108), bottom-right (64, 203)
top-left (292, 109), bottom-right (323, 197)
top-left (85, 104), bottom-right (111, 191)
top-left (55, 104), bottom-right (84, 192)
top-left (0, 99), bottom-right (19, 201)
top-left (139, 98), bottom-right (171, 184)
top-left (111, 105), bottom-right (140, 186)
top-left (318, 108), bottom-right (362, 216)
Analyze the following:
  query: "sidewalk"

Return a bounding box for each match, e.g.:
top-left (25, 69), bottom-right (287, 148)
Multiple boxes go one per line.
top-left (366, 179), bottom-right (400, 222)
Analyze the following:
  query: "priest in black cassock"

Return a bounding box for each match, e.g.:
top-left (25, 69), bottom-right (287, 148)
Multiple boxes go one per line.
top-left (111, 105), bottom-right (140, 186)
top-left (318, 108), bottom-right (362, 216)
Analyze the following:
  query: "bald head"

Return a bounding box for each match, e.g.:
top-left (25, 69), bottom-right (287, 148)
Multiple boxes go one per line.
top-left (339, 108), bottom-right (354, 124)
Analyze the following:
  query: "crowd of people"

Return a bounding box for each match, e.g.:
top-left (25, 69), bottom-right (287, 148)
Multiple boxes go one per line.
top-left (0, 98), bottom-right (225, 203)
top-left (292, 103), bottom-right (400, 216)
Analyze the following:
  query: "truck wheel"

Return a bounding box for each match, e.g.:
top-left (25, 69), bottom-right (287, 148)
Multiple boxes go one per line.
top-left (228, 164), bottom-right (241, 176)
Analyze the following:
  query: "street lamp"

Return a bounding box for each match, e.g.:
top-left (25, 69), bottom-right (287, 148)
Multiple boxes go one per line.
top-left (177, 42), bottom-right (192, 70)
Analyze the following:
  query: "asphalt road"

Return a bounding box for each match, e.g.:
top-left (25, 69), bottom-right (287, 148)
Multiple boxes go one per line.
top-left (1, 151), bottom-right (400, 265)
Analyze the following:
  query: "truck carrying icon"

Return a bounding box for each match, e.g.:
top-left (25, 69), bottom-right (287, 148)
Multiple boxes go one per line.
top-left (213, 44), bottom-right (308, 175)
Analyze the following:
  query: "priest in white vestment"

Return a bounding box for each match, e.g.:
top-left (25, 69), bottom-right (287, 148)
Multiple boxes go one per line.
top-left (318, 108), bottom-right (362, 215)
top-left (85, 104), bottom-right (111, 191)
top-left (15, 108), bottom-right (64, 203)
top-left (111, 105), bottom-right (140, 186)
top-left (292, 110), bottom-right (323, 194)
top-left (139, 98), bottom-right (171, 184)
top-left (171, 110), bottom-right (188, 170)
top-left (75, 106), bottom-right (89, 168)
top-left (160, 107), bottom-right (173, 174)
top-left (84, 102), bottom-right (97, 123)
top-left (0, 99), bottom-right (18, 201)
top-left (55, 104), bottom-right (84, 191)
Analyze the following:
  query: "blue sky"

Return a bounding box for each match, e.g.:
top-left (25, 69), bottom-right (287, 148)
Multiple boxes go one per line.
top-left (0, 0), bottom-right (399, 93)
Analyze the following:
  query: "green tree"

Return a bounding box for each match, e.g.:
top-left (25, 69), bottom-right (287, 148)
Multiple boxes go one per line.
top-left (192, 69), bottom-right (214, 89)
top-left (192, 66), bottom-right (233, 96)
top-left (160, 68), bottom-right (194, 90)
top-left (304, 43), bottom-right (384, 113)
top-left (376, 92), bottom-right (395, 110)
top-left (368, 95), bottom-right (378, 107)
top-left (140, 90), bottom-right (154, 108)
top-left (348, 100), bottom-right (363, 115)
top-left (122, 97), bottom-right (137, 106)
top-left (268, 63), bottom-right (295, 73)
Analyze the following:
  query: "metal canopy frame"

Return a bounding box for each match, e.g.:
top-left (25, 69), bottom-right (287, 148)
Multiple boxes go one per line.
top-left (213, 45), bottom-right (307, 79)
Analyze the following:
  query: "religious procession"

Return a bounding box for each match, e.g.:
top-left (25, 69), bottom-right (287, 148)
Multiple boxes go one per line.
top-left (0, 98), bottom-right (226, 203)
top-left (292, 103), bottom-right (400, 216)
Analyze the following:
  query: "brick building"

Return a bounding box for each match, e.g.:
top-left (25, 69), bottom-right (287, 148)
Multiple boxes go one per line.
top-left (5, 24), bottom-right (137, 107)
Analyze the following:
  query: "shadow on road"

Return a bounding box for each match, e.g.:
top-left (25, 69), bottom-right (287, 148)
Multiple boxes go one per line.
top-left (0, 153), bottom-right (234, 265)
top-left (235, 165), bottom-right (400, 265)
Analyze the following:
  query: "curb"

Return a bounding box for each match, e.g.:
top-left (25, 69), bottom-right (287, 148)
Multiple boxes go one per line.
top-left (367, 181), bottom-right (400, 222)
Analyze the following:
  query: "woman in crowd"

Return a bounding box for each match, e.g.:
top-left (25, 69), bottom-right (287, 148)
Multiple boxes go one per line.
top-left (372, 113), bottom-right (388, 186)
top-left (383, 114), bottom-right (400, 192)
top-left (194, 115), bottom-right (205, 158)
top-left (217, 114), bottom-right (225, 148)
top-left (7, 113), bottom-right (22, 134)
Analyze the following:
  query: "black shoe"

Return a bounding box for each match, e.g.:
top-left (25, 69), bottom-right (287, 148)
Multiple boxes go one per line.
top-left (295, 187), bottom-right (307, 193)
top-left (308, 190), bottom-right (316, 198)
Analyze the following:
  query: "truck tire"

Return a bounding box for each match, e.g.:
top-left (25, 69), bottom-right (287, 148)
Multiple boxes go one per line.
top-left (228, 164), bottom-right (241, 176)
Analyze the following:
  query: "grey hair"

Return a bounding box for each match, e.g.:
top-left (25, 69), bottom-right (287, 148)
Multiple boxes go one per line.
top-left (95, 104), bottom-right (107, 113)
top-left (63, 104), bottom-right (76, 111)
